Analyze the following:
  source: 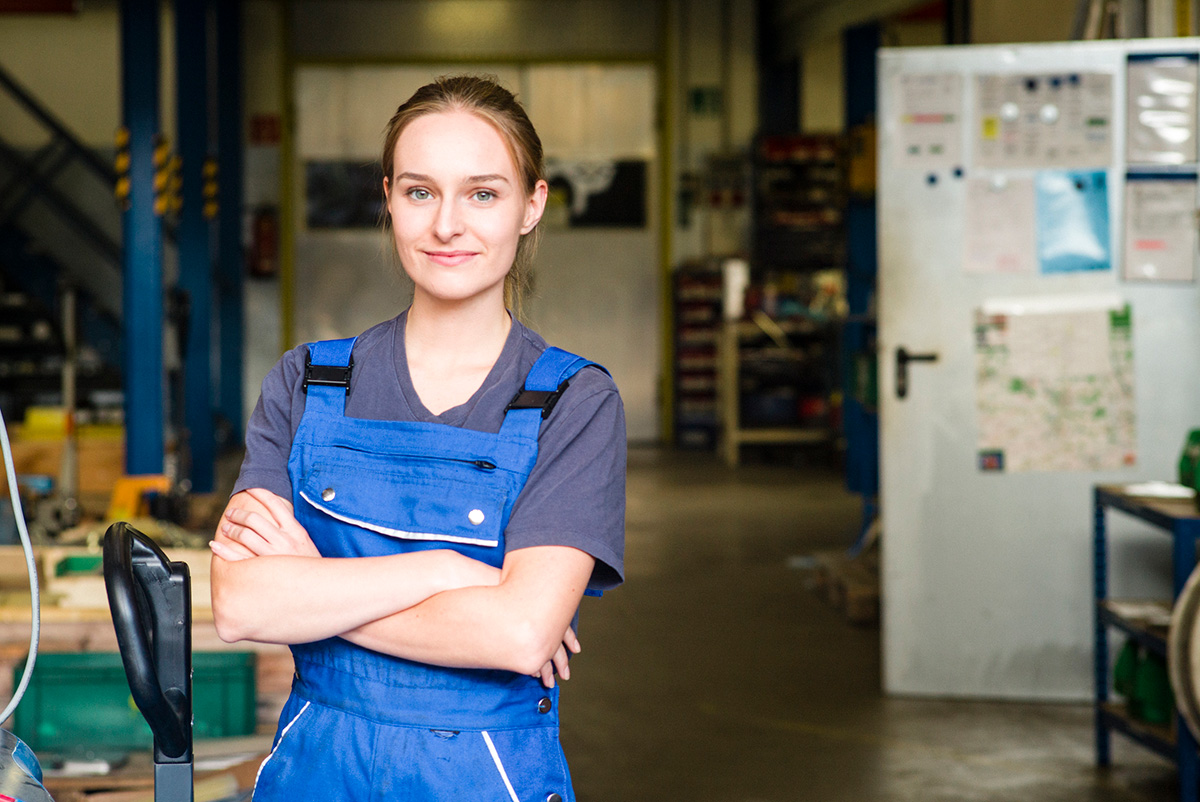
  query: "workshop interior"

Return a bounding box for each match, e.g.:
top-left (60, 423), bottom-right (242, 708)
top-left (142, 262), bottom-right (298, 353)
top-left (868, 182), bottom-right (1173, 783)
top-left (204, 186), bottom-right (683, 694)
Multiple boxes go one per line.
top-left (3, 0), bottom-right (1200, 800)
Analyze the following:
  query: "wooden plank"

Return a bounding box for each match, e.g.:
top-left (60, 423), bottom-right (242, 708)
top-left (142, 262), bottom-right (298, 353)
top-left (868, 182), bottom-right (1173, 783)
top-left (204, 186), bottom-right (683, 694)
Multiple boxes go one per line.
top-left (812, 549), bottom-right (879, 625)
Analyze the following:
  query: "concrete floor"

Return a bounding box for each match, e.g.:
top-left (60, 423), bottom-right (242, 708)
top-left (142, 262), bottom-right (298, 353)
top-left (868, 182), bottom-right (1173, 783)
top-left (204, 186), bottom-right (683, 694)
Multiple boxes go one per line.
top-left (560, 447), bottom-right (1178, 802)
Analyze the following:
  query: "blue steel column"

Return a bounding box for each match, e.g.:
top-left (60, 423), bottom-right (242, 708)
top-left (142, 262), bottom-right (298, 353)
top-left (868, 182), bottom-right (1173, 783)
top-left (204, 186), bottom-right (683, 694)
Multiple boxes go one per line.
top-left (1092, 490), bottom-right (1110, 767)
top-left (216, 0), bottom-right (244, 445)
top-left (120, 0), bottom-right (164, 476)
top-left (1172, 519), bottom-right (1200, 799)
top-left (842, 22), bottom-right (880, 549)
top-left (176, 0), bottom-right (214, 491)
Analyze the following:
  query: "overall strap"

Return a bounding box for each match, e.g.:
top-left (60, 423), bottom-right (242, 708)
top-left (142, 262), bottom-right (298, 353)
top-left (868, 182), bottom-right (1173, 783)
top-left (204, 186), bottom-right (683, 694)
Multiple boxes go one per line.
top-left (302, 337), bottom-right (357, 416)
top-left (499, 346), bottom-right (604, 441)
top-left (502, 346), bottom-right (610, 599)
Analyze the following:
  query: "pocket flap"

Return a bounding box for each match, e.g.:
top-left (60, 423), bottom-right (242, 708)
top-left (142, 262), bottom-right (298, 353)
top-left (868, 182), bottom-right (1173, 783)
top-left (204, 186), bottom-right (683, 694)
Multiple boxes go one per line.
top-left (299, 464), bottom-right (506, 547)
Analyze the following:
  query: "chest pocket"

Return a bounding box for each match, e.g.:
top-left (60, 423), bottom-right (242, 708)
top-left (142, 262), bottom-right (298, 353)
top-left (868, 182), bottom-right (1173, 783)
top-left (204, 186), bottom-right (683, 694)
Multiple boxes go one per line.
top-left (298, 460), bottom-right (508, 549)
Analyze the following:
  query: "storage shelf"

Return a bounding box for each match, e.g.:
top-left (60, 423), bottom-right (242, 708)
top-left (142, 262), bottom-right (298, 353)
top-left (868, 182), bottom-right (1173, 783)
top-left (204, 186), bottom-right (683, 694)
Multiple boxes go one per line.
top-left (1097, 702), bottom-right (1177, 760)
top-left (718, 319), bottom-right (838, 466)
top-left (1098, 599), bottom-right (1170, 657)
top-left (1094, 484), bottom-right (1200, 801)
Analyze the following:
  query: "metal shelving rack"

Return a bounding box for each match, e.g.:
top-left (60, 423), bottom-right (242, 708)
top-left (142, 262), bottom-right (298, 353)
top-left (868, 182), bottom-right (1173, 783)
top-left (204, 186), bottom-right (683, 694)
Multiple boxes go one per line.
top-left (1093, 484), bottom-right (1200, 801)
top-left (717, 317), bottom-right (837, 467)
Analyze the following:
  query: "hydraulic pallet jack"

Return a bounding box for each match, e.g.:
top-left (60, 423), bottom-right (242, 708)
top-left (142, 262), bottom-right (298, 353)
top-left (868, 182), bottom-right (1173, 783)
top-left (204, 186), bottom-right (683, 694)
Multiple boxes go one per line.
top-left (0, 522), bottom-right (196, 802)
top-left (0, 404), bottom-right (196, 802)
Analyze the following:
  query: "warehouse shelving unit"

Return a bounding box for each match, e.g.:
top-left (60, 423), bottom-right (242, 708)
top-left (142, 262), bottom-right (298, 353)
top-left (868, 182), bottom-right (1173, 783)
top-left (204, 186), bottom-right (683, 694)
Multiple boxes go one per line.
top-left (717, 317), bottom-right (837, 467)
top-left (1093, 484), bottom-right (1200, 802)
top-left (672, 267), bottom-right (723, 450)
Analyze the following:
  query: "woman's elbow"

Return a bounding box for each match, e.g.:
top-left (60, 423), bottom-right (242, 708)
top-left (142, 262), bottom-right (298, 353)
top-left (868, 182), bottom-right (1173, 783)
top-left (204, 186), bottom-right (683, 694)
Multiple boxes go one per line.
top-left (210, 569), bottom-right (253, 643)
top-left (502, 618), bottom-right (562, 675)
top-left (211, 596), bottom-right (249, 643)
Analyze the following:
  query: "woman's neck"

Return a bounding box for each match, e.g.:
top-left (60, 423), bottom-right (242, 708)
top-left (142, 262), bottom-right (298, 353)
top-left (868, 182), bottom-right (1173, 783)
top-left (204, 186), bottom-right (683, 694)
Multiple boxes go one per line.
top-left (404, 294), bottom-right (512, 415)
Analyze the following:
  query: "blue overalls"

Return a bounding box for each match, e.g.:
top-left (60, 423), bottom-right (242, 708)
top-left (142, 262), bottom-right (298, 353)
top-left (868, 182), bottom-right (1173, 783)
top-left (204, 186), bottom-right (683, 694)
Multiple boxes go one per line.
top-left (252, 338), bottom-right (602, 802)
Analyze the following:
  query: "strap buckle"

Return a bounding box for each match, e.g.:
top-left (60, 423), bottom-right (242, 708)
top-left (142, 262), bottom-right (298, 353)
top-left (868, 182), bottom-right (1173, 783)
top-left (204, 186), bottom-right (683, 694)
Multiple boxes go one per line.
top-left (505, 379), bottom-right (571, 420)
top-left (303, 353), bottom-right (353, 394)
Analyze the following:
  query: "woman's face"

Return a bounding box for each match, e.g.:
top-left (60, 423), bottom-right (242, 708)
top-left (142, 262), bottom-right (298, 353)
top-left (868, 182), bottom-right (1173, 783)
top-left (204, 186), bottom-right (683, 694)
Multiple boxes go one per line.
top-left (385, 110), bottom-right (547, 309)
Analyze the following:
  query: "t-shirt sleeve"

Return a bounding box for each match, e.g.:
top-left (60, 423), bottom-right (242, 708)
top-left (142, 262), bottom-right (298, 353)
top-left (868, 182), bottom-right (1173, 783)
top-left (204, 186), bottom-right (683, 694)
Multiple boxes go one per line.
top-left (504, 366), bottom-right (627, 592)
top-left (231, 345), bottom-right (308, 501)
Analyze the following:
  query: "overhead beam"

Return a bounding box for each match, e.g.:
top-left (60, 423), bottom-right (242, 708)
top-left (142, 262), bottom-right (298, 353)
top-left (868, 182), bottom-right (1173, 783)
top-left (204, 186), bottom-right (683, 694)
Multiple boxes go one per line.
top-left (771, 0), bottom-right (930, 55)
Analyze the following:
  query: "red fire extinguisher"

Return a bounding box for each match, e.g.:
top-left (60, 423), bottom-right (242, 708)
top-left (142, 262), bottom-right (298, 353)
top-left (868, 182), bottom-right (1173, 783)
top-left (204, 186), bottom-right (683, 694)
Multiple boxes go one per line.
top-left (249, 205), bottom-right (279, 278)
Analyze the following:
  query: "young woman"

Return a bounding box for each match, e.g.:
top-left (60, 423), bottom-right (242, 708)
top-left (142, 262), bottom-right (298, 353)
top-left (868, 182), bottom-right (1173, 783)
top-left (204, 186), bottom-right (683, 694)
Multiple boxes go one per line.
top-left (209, 75), bottom-right (626, 802)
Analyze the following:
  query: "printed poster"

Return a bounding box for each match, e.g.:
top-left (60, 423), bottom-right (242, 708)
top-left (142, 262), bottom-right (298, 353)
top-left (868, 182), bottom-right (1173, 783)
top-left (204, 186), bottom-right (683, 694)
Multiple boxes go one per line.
top-left (1035, 169), bottom-right (1111, 274)
top-left (963, 175), bottom-right (1036, 275)
top-left (893, 72), bottom-right (963, 169)
top-left (976, 296), bottom-right (1135, 473)
top-left (975, 73), bottom-right (1113, 170)
top-left (1123, 173), bottom-right (1198, 282)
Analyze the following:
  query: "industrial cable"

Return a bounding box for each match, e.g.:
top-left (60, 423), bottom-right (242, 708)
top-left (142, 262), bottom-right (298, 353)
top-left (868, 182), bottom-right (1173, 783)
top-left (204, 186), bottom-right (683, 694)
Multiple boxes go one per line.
top-left (0, 405), bottom-right (40, 726)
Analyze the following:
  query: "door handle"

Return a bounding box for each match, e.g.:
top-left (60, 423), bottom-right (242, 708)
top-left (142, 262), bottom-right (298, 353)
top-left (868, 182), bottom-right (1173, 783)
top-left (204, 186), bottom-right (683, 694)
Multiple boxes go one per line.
top-left (896, 347), bottom-right (939, 399)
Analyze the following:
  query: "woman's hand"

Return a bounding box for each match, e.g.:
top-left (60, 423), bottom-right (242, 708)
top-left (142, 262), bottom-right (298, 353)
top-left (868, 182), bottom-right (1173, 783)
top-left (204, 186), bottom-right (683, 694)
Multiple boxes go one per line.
top-left (213, 488), bottom-right (320, 561)
top-left (534, 626), bottom-right (581, 689)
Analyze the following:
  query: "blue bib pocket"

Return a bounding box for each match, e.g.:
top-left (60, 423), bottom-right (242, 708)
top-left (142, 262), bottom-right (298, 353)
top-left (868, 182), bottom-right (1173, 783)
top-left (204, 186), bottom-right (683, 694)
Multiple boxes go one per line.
top-left (298, 461), bottom-right (507, 549)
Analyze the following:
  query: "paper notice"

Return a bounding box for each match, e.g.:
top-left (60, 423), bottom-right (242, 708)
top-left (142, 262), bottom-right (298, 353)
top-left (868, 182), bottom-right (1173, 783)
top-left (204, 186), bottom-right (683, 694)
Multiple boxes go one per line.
top-left (1123, 173), bottom-right (1197, 282)
top-left (894, 72), bottom-right (964, 169)
top-left (963, 175), bottom-right (1037, 275)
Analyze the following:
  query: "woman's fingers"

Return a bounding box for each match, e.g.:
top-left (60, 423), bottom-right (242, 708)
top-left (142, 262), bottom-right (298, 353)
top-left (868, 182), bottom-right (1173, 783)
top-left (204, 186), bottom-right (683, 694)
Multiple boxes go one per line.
top-left (551, 642), bottom-right (571, 682)
top-left (564, 626), bottom-right (581, 654)
top-left (210, 539), bottom-right (253, 561)
top-left (223, 494), bottom-right (320, 558)
top-left (245, 487), bottom-right (296, 525)
top-left (537, 660), bottom-right (556, 689)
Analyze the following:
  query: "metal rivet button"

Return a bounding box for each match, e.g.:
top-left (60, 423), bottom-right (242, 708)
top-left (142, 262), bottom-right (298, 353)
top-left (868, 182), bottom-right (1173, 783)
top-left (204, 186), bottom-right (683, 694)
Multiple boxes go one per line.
top-left (321, 487), bottom-right (335, 502)
top-left (468, 509), bottom-right (485, 525)
top-left (537, 697), bottom-right (552, 714)
top-left (546, 795), bottom-right (563, 802)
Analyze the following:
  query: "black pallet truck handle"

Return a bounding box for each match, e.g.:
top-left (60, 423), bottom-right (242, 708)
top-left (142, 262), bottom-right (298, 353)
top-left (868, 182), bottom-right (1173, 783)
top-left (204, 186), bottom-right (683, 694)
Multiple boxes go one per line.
top-left (103, 522), bottom-right (193, 764)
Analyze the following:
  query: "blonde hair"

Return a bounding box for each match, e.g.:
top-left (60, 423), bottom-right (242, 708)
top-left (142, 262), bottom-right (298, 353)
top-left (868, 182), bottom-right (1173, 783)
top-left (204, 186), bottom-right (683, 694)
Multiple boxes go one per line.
top-left (381, 75), bottom-right (545, 312)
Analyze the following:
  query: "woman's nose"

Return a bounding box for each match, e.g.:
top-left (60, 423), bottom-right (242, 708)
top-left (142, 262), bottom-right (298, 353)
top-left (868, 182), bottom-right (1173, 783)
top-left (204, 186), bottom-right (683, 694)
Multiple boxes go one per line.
top-left (432, 198), bottom-right (464, 240)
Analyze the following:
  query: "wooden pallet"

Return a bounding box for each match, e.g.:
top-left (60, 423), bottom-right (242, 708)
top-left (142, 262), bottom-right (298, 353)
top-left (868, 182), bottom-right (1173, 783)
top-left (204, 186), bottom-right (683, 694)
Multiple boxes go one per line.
top-left (811, 549), bottom-right (880, 625)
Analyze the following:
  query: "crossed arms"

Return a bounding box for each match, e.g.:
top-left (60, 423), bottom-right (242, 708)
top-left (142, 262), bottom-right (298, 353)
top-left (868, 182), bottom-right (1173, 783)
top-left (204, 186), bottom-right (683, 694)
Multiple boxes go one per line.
top-left (209, 488), bottom-right (594, 687)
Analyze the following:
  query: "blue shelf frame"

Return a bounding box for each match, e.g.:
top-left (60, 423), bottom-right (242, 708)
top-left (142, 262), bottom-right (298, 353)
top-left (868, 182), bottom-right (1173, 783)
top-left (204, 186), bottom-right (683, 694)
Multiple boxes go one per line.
top-left (1094, 485), bottom-right (1200, 800)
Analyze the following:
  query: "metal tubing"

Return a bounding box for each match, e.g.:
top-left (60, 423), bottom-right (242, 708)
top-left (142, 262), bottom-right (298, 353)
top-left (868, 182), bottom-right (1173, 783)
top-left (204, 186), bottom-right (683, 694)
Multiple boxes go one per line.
top-left (175, 0), bottom-right (213, 492)
top-left (120, 0), bottom-right (165, 475)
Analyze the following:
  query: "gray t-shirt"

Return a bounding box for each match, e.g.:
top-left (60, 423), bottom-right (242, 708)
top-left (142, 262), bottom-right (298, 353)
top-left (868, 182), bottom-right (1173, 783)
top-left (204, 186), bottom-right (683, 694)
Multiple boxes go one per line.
top-left (234, 311), bottom-right (626, 591)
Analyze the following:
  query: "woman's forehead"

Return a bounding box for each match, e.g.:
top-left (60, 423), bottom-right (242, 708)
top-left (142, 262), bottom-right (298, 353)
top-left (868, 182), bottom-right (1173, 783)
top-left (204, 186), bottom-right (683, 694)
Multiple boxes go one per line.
top-left (393, 111), bottom-right (517, 178)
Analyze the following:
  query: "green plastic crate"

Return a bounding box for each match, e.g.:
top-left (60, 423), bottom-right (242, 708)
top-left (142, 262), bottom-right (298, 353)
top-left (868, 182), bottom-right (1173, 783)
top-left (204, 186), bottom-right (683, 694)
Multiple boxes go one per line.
top-left (12, 651), bottom-right (256, 753)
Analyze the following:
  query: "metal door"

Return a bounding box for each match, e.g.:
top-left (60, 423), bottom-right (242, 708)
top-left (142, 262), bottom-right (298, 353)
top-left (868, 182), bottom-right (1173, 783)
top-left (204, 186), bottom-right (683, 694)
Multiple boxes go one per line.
top-left (879, 40), bottom-right (1200, 699)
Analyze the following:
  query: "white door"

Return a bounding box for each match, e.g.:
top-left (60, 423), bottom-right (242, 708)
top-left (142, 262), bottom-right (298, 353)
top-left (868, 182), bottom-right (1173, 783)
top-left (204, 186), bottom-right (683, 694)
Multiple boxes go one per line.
top-left (878, 40), bottom-right (1200, 700)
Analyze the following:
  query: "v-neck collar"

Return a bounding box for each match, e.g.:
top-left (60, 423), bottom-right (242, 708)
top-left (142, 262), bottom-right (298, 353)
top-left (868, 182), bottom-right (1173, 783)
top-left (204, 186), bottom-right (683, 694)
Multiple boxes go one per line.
top-left (391, 308), bottom-right (520, 426)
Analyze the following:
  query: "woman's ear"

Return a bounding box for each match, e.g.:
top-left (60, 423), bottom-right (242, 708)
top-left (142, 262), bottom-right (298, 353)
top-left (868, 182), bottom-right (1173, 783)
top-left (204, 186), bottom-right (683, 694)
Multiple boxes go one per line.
top-left (521, 179), bottom-right (549, 235)
top-left (382, 176), bottom-right (391, 203)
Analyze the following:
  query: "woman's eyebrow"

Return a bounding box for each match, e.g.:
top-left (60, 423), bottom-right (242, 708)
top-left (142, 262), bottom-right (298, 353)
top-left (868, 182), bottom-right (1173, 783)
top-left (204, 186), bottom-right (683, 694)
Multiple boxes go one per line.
top-left (393, 171), bottom-right (510, 185)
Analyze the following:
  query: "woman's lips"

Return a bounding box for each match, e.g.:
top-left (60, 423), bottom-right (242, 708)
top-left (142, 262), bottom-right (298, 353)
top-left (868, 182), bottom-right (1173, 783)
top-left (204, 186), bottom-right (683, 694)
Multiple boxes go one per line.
top-left (424, 250), bottom-right (477, 267)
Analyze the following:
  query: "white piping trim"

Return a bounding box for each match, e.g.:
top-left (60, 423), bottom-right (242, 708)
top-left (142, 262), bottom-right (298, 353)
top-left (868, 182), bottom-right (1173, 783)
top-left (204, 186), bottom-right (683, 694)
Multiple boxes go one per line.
top-left (253, 701), bottom-right (311, 795)
top-left (300, 491), bottom-right (499, 547)
top-left (482, 730), bottom-right (521, 802)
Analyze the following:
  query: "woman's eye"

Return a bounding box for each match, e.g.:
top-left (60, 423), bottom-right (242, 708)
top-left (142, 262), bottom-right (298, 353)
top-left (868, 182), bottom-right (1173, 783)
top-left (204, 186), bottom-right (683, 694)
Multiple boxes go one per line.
top-left (472, 190), bottom-right (495, 202)
top-left (407, 188), bottom-right (431, 201)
